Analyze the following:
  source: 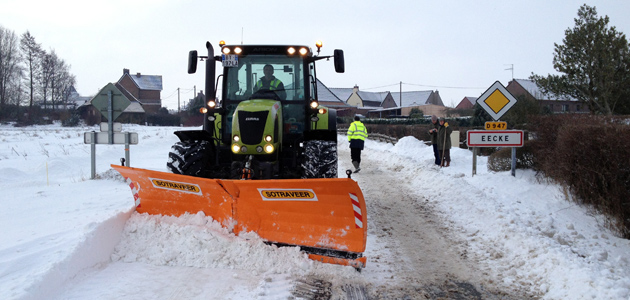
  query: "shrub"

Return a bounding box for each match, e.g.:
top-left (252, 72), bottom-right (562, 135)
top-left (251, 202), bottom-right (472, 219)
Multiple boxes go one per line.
top-left (487, 141), bottom-right (535, 172)
top-left (530, 114), bottom-right (630, 238)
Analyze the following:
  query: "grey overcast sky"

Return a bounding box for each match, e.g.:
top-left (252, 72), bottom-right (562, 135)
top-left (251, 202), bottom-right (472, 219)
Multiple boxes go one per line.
top-left (3, 0), bottom-right (630, 109)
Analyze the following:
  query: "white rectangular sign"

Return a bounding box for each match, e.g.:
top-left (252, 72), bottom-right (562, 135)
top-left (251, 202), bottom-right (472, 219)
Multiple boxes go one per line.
top-left (100, 122), bottom-right (122, 132)
top-left (467, 130), bottom-right (524, 147)
top-left (84, 132), bottom-right (138, 144)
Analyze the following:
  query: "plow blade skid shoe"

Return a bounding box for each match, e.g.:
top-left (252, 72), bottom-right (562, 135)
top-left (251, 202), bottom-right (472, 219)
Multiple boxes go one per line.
top-left (111, 165), bottom-right (368, 268)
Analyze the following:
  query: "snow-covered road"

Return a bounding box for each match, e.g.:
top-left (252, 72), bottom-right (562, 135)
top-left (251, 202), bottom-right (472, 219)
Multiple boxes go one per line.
top-left (2, 124), bottom-right (629, 300)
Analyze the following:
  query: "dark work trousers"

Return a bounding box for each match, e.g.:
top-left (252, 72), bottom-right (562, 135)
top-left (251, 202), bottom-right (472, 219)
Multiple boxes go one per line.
top-left (440, 149), bottom-right (451, 163)
top-left (350, 148), bottom-right (362, 164)
top-left (432, 144), bottom-right (441, 165)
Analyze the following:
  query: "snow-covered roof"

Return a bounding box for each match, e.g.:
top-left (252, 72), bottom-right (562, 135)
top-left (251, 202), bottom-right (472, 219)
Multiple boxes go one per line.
top-left (515, 79), bottom-right (574, 101)
top-left (316, 79), bottom-right (345, 104)
top-left (120, 71), bottom-right (163, 91)
top-left (465, 96), bottom-right (477, 105)
top-left (390, 90), bottom-right (441, 107)
top-left (328, 87), bottom-right (354, 102)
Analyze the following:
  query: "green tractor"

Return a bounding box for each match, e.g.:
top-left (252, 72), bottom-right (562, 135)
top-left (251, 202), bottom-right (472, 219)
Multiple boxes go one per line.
top-left (168, 41), bottom-right (345, 180)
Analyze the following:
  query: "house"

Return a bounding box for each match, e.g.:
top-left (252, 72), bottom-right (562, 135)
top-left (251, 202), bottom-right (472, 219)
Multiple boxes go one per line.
top-left (117, 69), bottom-right (163, 114)
top-left (315, 79), bottom-right (351, 110)
top-left (455, 96), bottom-right (477, 109)
top-left (36, 85), bottom-right (90, 110)
top-left (325, 85), bottom-right (398, 117)
top-left (82, 82), bottom-right (146, 125)
top-left (506, 79), bottom-right (588, 113)
top-left (367, 90), bottom-right (446, 118)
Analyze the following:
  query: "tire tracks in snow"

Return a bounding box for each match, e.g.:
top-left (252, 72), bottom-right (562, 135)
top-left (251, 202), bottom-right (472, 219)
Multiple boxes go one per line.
top-left (338, 140), bottom-right (525, 299)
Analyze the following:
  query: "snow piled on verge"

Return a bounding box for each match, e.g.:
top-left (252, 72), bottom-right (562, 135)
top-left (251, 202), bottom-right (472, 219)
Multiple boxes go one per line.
top-left (366, 136), bottom-right (630, 299)
top-left (111, 212), bottom-right (312, 273)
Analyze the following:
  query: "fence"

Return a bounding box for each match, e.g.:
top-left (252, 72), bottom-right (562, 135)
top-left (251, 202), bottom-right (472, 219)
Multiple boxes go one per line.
top-left (337, 128), bottom-right (398, 145)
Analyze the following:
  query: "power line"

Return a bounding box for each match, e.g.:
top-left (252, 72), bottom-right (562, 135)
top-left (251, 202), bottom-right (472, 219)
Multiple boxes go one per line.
top-left (362, 83), bottom-right (400, 90)
top-left (364, 82), bottom-right (486, 91)
top-left (401, 82), bottom-right (486, 90)
top-left (162, 88), bottom-right (195, 100)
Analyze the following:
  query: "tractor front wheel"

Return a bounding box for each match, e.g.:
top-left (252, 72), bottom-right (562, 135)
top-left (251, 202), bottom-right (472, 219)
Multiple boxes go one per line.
top-left (301, 140), bottom-right (338, 179)
top-left (167, 140), bottom-right (214, 177)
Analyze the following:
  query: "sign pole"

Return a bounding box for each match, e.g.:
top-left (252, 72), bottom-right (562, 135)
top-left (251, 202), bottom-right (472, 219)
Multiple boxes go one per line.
top-left (90, 131), bottom-right (96, 179)
top-left (472, 147), bottom-right (477, 177)
top-left (125, 132), bottom-right (131, 167)
top-left (107, 90), bottom-right (113, 144)
top-left (511, 147), bottom-right (516, 177)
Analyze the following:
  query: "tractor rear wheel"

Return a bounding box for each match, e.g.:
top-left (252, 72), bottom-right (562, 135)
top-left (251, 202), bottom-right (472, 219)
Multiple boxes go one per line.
top-left (301, 140), bottom-right (338, 178)
top-left (167, 140), bottom-right (213, 177)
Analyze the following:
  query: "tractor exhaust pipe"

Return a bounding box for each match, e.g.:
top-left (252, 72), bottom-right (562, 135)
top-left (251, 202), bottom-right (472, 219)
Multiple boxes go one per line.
top-left (203, 42), bottom-right (216, 132)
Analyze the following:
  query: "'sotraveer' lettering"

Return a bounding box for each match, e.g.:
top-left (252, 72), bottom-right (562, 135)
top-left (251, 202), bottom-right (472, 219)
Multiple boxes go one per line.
top-left (263, 191), bottom-right (314, 199)
top-left (152, 180), bottom-right (200, 193)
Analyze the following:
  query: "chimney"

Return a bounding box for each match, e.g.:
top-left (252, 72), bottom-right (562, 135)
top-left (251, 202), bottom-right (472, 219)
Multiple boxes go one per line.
top-left (123, 68), bottom-right (129, 75)
top-left (136, 72), bottom-right (141, 77)
top-left (353, 85), bottom-right (359, 93)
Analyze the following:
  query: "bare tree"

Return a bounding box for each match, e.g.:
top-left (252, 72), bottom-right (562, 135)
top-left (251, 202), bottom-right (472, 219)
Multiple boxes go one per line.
top-left (0, 26), bottom-right (22, 120)
top-left (40, 50), bottom-right (75, 110)
top-left (20, 31), bottom-right (44, 121)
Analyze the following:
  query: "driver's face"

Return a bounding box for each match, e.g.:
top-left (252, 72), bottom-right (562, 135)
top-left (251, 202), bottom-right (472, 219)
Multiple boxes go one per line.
top-left (263, 66), bottom-right (273, 77)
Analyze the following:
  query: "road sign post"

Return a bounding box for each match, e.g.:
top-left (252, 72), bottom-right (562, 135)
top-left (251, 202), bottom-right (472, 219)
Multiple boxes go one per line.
top-left (91, 83), bottom-right (131, 144)
top-left (469, 81), bottom-right (522, 177)
top-left (84, 122), bottom-right (138, 179)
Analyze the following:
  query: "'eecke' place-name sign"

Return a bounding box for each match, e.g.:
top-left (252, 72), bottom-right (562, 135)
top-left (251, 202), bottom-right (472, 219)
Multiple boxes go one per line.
top-left (467, 130), bottom-right (524, 147)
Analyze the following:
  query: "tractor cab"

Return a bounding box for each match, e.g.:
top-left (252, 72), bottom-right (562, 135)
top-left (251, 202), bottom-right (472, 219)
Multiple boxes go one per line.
top-left (219, 45), bottom-right (314, 146)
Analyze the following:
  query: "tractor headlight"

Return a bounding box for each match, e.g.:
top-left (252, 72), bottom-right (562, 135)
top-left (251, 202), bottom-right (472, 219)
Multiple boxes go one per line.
top-left (287, 47), bottom-right (296, 55)
top-left (233, 135), bottom-right (240, 142)
top-left (264, 135), bottom-right (272, 142)
top-left (299, 47), bottom-right (308, 55)
top-left (264, 144), bottom-right (274, 154)
top-left (234, 47), bottom-right (242, 54)
top-left (310, 100), bottom-right (319, 109)
top-left (207, 100), bottom-right (216, 108)
top-left (318, 108), bottom-right (327, 114)
top-left (222, 47), bottom-right (230, 54)
top-left (199, 107), bottom-right (208, 114)
top-left (231, 144), bottom-right (240, 153)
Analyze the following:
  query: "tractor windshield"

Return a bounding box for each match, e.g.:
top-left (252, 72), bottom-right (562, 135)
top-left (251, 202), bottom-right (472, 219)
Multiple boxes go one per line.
top-left (224, 55), bottom-right (306, 102)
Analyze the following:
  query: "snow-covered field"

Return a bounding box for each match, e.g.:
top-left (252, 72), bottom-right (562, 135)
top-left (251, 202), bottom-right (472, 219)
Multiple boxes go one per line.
top-left (1, 123), bottom-right (629, 299)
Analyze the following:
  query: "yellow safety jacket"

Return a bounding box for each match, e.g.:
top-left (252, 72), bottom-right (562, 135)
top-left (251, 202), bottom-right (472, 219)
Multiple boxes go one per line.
top-left (347, 121), bottom-right (367, 144)
top-left (256, 78), bottom-right (282, 90)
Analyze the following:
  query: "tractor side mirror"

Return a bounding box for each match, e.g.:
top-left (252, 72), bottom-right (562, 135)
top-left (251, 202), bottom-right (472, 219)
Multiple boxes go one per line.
top-left (334, 49), bottom-right (345, 73)
top-left (188, 50), bottom-right (198, 74)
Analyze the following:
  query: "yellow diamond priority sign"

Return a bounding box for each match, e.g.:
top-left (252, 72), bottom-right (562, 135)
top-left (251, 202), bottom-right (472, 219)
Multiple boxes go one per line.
top-left (477, 81), bottom-right (518, 121)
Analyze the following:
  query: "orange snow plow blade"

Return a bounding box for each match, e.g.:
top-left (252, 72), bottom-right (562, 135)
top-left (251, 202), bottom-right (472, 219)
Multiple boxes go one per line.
top-left (111, 165), bottom-right (367, 268)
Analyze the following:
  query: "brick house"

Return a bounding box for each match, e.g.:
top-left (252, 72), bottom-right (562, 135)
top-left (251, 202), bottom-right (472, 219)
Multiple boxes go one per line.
top-left (117, 69), bottom-right (163, 114)
top-left (506, 79), bottom-right (588, 113)
top-left (455, 96), bottom-right (477, 109)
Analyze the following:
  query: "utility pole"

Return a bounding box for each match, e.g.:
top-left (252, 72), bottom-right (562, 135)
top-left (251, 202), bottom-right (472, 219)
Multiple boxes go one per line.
top-left (177, 88), bottom-right (180, 114)
top-left (399, 81), bottom-right (402, 108)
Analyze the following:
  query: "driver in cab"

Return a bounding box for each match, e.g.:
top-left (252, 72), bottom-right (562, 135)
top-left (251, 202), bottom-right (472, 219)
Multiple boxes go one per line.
top-left (254, 64), bottom-right (286, 100)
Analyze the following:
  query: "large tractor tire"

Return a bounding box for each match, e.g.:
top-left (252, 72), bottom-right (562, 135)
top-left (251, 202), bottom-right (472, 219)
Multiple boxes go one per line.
top-left (167, 140), bottom-right (213, 177)
top-left (301, 140), bottom-right (338, 179)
